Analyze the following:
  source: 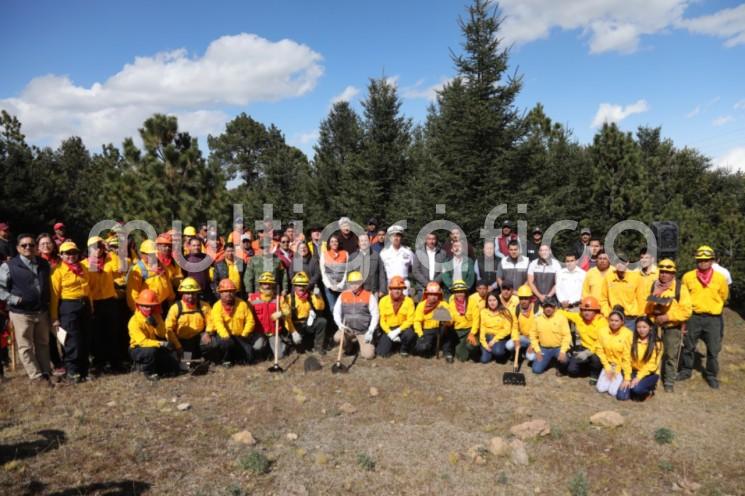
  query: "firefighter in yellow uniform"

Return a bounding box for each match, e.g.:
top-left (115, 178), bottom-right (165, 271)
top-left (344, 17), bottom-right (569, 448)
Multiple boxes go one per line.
top-left (413, 282), bottom-right (454, 362)
top-left (51, 241), bottom-right (92, 383)
top-left (529, 296), bottom-right (571, 374)
top-left (165, 277), bottom-right (212, 360)
top-left (473, 290), bottom-right (515, 363)
top-left (128, 289), bottom-right (181, 380)
top-left (563, 296), bottom-right (606, 383)
top-left (206, 279), bottom-right (256, 365)
top-left (644, 259), bottom-right (692, 392)
top-left (599, 253), bottom-right (640, 328)
top-left (594, 308), bottom-right (633, 397)
top-left (376, 276), bottom-right (416, 357)
top-left (126, 239), bottom-right (175, 313)
top-left (448, 280), bottom-right (481, 362)
top-left (508, 285), bottom-right (538, 362)
top-left (283, 272), bottom-right (327, 353)
top-left (156, 233), bottom-right (183, 292)
top-left (679, 247), bottom-right (729, 389)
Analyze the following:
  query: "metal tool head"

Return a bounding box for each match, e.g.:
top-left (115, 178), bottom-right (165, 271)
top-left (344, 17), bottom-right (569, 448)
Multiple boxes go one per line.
top-left (433, 307), bottom-right (452, 322)
top-left (267, 363), bottom-right (284, 373)
top-left (331, 361), bottom-right (349, 374)
top-left (502, 370), bottom-right (527, 386)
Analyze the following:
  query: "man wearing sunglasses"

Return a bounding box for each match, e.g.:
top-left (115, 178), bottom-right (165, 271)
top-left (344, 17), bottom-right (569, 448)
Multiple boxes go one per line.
top-left (0, 234), bottom-right (53, 385)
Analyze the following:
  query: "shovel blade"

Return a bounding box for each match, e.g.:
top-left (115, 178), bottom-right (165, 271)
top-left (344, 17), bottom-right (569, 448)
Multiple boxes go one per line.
top-left (267, 363), bottom-right (284, 373)
top-left (331, 362), bottom-right (348, 374)
top-left (190, 361), bottom-right (210, 376)
top-left (502, 372), bottom-right (526, 386)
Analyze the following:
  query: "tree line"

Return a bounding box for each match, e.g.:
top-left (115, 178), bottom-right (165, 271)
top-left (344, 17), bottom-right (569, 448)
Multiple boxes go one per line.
top-left (1, 0), bottom-right (743, 305)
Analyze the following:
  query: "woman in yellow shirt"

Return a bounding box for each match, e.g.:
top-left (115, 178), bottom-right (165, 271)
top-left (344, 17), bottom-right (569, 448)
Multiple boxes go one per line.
top-left (595, 308), bottom-right (633, 397)
top-left (475, 292), bottom-right (515, 364)
top-left (617, 316), bottom-right (662, 401)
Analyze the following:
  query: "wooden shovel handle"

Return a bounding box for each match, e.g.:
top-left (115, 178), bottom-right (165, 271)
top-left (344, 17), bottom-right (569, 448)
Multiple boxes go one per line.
top-left (273, 294), bottom-right (280, 365)
top-left (336, 325), bottom-right (345, 362)
top-left (513, 343), bottom-right (520, 372)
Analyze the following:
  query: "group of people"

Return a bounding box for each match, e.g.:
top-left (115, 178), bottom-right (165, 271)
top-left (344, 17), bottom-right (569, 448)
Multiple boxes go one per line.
top-left (0, 217), bottom-right (731, 401)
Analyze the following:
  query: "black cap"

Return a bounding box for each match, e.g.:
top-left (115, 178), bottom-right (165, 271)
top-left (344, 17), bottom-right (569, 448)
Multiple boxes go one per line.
top-left (502, 220), bottom-right (512, 228)
top-left (543, 296), bottom-right (559, 308)
top-left (367, 217), bottom-right (378, 226)
top-left (532, 227), bottom-right (542, 234)
top-left (309, 224), bottom-right (323, 233)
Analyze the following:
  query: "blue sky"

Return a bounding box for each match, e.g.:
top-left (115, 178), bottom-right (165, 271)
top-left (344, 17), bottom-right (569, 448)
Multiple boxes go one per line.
top-left (2, 0), bottom-right (744, 171)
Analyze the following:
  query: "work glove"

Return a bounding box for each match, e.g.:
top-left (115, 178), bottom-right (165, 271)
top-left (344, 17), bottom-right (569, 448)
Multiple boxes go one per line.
top-left (271, 311), bottom-right (283, 321)
top-left (291, 331), bottom-right (302, 345)
top-left (313, 287), bottom-right (321, 296)
top-left (388, 328), bottom-right (402, 342)
top-left (364, 330), bottom-right (374, 344)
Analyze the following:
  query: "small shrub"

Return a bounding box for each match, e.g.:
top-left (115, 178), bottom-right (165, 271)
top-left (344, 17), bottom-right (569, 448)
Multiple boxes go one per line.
top-left (498, 472), bottom-right (508, 485)
top-left (654, 428), bottom-right (675, 445)
top-left (569, 471), bottom-right (589, 496)
top-left (239, 451), bottom-right (270, 474)
top-left (357, 453), bottom-right (375, 471)
top-left (658, 460), bottom-right (674, 472)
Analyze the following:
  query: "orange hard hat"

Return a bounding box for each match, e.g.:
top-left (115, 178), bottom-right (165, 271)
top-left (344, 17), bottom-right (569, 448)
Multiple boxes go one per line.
top-left (217, 278), bottom-right (237, 293)
top-left (580, 296), bottom-right (600, 311)
top-left (424, 281), bottom-right (442, 296)
top-left (156, 233), bottom-right (172, 245)
top-left (389, 276), bottom-right (406, 290)
top-left (135, 289), bottom-right (160, 306)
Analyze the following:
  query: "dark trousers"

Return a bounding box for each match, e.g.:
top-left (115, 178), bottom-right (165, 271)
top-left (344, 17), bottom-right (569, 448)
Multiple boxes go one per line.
top-left (90, 298), bottom-right (121, 368)
top-left (179, 334), bottom-right (204, 359)
top-left (130, 346), bottom-right (179, 376)
top-left (376, 327), bottom-right (417, 357)
top-left (60, 299), bottom-right (91, 377)
top-left (415, 326), bottom-right (456, 358)
top-left (294, 316), bottom-right (328, 351)
top-left (566, 348), bottom-right (602, 378)
top-left (617, 372), bottom-right (659, 401)
top-left (454, 329), bottom-right (480, 362)
top-left (681, 314), bottom-right (723, 379)
top-left (203, 334), bottom-right (258, 364)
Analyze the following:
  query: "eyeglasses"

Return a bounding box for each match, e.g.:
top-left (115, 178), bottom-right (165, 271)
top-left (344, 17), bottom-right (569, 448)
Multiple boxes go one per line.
top-left (658, 264), bottom-right (675, 271)
top-left (19, 243), bottom-right (34, 248)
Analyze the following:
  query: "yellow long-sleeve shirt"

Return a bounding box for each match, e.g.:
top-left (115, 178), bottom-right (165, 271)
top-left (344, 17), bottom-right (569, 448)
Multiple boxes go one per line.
top-left (469, 292), bottom-right (487, 311)
top-left (634, 266), bottom-right (659, 318)
top-left (163, 262), bottom-right (183, 289)
top-left (600, 269), bottom-right (640, 317)
top-left (529, 312), bottom-right (571, 354)
top-left (595, 326), bottom-right (633, 379)
top-left (413, 301), bottom-right (450, 337)
top-left (378, 295), bottom-right (415, 333)
top-left (126, 261), bottom-right (175, 311)
top-left (515, 304), bottom-right (539, 339)
top-left (128, 311), bottom-right (180, 349)
top-left (562, 310), bottom-right (606, 351)
top-left (210, 299), bottom-right (254, 338)
top-left (50, 263), bottom-right (91, 322)
top-left (165, 300), bottom-right (213, 340)
top-left (475, 308), bottom-right (515, 348)
top-left (107, 251), bottom-right (131, 290)
top-left (682, 270), bottom-right (729, 315)
top-left (644, 280), bottom-right (692, 327)
top-left (447, 295), bottom-right (479, 333)
top-left (499, 294), bottom-right (519, 315)
top-left (631, 339), bottom-right (662, 380)
top-left (282, 292), bottom-right (326, 333)
top-left (81, 259), bottom-right (117, 301)
top-left (582, 267), bottom-right (609, 302)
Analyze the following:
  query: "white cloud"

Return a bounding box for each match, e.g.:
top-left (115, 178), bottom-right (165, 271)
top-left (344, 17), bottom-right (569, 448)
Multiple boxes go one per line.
top-left (296, 129), bottom-right (319, 145)
top-left (401, 78), bottom-right (453, 101)
top-left (678, 4), bottom-right (745, 47)
top-left (591, 99), bottom-right (649, 127)
top-left (714, 146), bottom-right (745, 172)
top-left (712, 115), bottom-right (735, 127)
top-left (686, 96), bottom-right (721, 118)
top-left (330, 85), bottom-right (359, 105)
top-left (498, 0), bottom-right (745, 53)
top-left (0, 33), bottom-right (324, 149)
top-left (686, 105), bottom-right (701, 118)
top-left (735, 99), bottom-right (745, 110)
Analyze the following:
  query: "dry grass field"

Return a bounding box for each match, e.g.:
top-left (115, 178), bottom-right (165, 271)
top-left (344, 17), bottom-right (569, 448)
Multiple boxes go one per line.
top-left (2, 309), bottom-right (745, 495)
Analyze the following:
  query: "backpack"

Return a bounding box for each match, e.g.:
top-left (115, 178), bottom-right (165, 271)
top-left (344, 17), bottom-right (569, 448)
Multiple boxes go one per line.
top-left (175, 300), bottom-right (205, 321)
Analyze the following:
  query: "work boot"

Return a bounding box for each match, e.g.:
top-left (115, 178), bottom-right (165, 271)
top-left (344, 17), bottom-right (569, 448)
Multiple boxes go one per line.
top-left (676, 370), bottom-right (692, 381)
top-left (705, 376), bottom-right (720, 389)
top-left (146, 373), bottom-right (160, 382)
top-left (664, 384), bottom-right (674, 393)
top-left (445, 355), bottom-right (454, 363)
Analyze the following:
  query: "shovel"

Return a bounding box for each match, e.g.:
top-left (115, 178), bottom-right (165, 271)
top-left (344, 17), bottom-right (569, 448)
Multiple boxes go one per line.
top-left (267, 294), bottom-right (284, 373)
top-left (503, 343), bottom-right (526, 386)
top-left (432, 307), bottom-right (452, 359)
top-left (331, 323), bottom-right (350, 374)
top-left (182, 351), bottom-right (210, 376)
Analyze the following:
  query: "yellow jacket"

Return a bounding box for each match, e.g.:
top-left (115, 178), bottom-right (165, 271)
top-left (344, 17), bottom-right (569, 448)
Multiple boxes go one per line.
top-left (82, 259), bottom-right (117, 302)
top-left (682, 270), bottom-right (729, 315)
top-left (165, 300), bottom-right (212, 340)
top-left (163, 262), bottom-right (183, 289)
top-left (107, 251), bottom-right (131, 290)
top-left (595, 326), bottom-right (633, 379)
top-left (378, 295), bottom-right (415, 333)
top-left (475, 308), bottom-right (515, 348)
top-left (562, 310), bottom-right (606, 351)
top-left (582, 267), bottom-right (609, 302)
top-left (600, 269), bottom-right (640, 317)
top-left (413, 301), bottom-right (450, 337)
top-left (631, 339), bottom-right (662, 380)
top-left (50, 263), bottom-right (91, 322)
top-left (210, 299), bottom-right (254, 338)
top-left (499, 294), bottom-right (519, 315)
top-left (529, 312), bottom-right (571, 354)
top-left (126, 261), bottom-right (175, 311)
top-left (634, 266), bottom-right (659, 317)
top-left (282, 292), bottom-right (326, 333)
top-left (128, 311), bottom-right (180, 349)
top-left (447, 295), bottom-right (479, 333)
top-left (515, 304), bottom-right (539, 339)
top-left (469, 292), bottom-right (487, 311)
top-left (643, 280), bottom-right (692, 327)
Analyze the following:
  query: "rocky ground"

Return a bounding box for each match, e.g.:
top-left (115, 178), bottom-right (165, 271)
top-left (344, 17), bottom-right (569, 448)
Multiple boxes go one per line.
top-left (1, 309), bottom-right (745, 495)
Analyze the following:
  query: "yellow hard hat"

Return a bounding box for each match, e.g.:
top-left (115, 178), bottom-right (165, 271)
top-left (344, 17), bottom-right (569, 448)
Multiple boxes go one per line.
top-left (184, 226), bottom-right (197, 237)
top-left (694, 245), bottom-right (715, 260)
top-left (450, 280), bottom-right (468, 292)
top-left (178, 277), bottom-right (201, 293)
top-left (139, 239), bottom-right (157, 255)
top-left (658, 259), bottom-right (677, 273)
top-left (87, 236), bottom-right (104, 247)
top-left (292, 272), bottom-right (310, 286)
top-left (258, 272), bottom-right (276, 285)
top-left (517, 285), bottom-right (533, 298)
top-left (347, 271), bottom-right (364, 283)
top-left (59, 241), bottom-right (79, 253)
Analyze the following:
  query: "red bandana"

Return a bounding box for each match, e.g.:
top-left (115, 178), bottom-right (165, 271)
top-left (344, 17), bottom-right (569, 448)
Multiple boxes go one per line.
top-left (696, 268), bottom-right (714, 288)
top-left (64, 261), bottom-right (84, 277)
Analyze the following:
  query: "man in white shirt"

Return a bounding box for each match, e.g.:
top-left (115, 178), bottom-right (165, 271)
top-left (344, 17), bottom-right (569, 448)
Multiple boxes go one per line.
top-left (527, 245), bottom-right (562, 305)
top-left (713, 259), bottom-right (732, 285)
top-left (556, 252), bottom-right (586, 311)
top-left (379, 225), bottom-right (414, 294)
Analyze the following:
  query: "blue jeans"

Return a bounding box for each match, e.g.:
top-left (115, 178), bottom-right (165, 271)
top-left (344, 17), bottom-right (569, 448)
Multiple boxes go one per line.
top-left (325, 288), bottom-right (340, 316)
top-left (531, 347), bottom-right (562, 374)
top-left (505, 336), bottom-right (536, 361)
top-left (480, 338), bottom-right (509, 363)
top-left (617, 372), bottom-right (659, 401)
